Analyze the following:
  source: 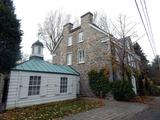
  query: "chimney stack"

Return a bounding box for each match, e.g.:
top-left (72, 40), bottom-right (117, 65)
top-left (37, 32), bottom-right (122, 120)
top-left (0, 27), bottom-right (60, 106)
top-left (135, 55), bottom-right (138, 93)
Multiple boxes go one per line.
top-left (63, 23), bottom-right (73, 33)
top-left (81, 12), bottom-right (93, 25)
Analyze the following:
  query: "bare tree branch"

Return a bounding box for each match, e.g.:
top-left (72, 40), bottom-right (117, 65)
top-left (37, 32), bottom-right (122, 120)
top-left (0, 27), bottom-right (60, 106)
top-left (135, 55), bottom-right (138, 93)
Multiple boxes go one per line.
top-left (94, 12), bottom-right (140, 80)
top-left (38, 10), bottom-right (70, 54)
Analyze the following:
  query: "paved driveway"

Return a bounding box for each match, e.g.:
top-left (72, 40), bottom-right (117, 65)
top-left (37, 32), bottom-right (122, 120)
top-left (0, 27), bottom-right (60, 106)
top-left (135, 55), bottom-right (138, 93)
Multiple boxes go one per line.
top-left (64, 100), bottom-right (147, 120)
top-left (128, 97), bottom-right (160, 120)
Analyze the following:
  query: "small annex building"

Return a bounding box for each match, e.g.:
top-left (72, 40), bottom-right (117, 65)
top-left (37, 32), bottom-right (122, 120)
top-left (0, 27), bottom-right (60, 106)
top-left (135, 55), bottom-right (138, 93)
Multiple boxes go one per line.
top-left (6, 40), bottom-right (80, 109)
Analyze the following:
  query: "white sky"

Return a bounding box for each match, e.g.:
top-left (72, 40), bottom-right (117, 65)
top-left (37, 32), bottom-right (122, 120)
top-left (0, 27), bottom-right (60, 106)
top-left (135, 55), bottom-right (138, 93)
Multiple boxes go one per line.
top-left (13, 0), bottom-right (160, 61)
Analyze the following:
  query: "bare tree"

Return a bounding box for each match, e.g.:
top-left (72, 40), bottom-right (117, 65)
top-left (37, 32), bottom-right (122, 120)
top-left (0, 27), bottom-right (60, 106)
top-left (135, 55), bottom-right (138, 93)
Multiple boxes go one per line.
top-left (112, 14), bottom-right (138, 81)
top-left (38, 10), bottom-right (71, 54)
top-left (94, 12), bottom-right (138, 81)
top-left (93, 11), bottom-right (114, 34)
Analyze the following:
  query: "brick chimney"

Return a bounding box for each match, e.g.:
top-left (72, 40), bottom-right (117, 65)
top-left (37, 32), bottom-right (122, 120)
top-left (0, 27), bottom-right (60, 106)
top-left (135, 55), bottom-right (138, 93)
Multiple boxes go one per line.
top-left (81, 12), bottom-right (93, 25)
top-left (63, 23), bottom-right (73, 34)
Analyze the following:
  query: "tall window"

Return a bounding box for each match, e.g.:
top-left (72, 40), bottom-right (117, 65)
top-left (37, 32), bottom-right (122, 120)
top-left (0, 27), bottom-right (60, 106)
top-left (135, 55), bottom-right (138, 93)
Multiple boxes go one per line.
top-left (28, 76), bottom-right (41, 96)
top-left (67, 53), bottom-right (72, 65)
top-left (67, 36), bottom-right (72, 46)
top-left (78, 32), bottom-right (84, 43)
top-left (38, 47), bottom-right (41, 54)
top-left (60, 77), bottom-right (68, 93)
top-left (78, 49), bottom-right (85, 63)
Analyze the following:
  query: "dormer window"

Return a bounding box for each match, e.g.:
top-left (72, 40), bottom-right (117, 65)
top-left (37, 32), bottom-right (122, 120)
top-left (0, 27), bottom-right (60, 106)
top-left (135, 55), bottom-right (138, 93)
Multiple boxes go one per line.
top-left (67, 36), bottom-right (72, 46)
top-left (78, 32), bottom-right (84, 43)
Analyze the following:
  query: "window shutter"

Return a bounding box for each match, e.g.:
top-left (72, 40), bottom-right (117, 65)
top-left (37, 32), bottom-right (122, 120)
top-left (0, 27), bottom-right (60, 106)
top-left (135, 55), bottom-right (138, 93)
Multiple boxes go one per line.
top-left (40, 77), bottom-right (47, 96)
top-left (67, 78), bottom-right (73, 95)
top-left (55, 80), bottom-right (60, 96)
top-left (20, 76), bottom-right (29, 98)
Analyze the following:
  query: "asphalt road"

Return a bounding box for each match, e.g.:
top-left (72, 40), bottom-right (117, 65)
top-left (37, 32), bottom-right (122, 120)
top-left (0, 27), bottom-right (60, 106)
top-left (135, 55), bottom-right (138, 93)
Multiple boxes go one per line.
top-left (128, 97), bottom-right (160, 120)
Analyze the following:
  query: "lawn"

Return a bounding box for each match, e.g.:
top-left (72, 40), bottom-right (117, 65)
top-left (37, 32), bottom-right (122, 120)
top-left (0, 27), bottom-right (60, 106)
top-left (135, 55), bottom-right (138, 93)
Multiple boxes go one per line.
top-left (0, 98), bottom-right (104, 120)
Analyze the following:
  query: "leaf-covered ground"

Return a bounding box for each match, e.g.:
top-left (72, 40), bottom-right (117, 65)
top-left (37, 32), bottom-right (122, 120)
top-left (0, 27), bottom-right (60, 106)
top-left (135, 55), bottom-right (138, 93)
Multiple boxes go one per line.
top-left (0, 98), bottom-right (104, 120)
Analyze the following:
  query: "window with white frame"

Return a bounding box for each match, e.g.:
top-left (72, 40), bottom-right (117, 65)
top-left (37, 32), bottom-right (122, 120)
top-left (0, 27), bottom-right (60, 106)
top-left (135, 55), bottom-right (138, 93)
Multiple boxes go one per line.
top-left (67, 36), bottom-right (72, 46)
top-left (67, 53), bottom-right (72, 65)
top-left (60, 77), bottom-right (68, 93)
top-left (28, 76), bottom-right (41, 96)
top-left (38, 46), bottom-right (41, 54)
top-left (78, 32), bottom-right (84, 42)
top-left (78, 49), bottom-right (85, 63)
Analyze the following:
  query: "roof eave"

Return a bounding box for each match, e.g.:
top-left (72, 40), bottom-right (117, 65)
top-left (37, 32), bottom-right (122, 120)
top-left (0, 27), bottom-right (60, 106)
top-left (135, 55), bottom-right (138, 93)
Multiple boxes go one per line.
top-left (11, 69), bottom-right (80, 76)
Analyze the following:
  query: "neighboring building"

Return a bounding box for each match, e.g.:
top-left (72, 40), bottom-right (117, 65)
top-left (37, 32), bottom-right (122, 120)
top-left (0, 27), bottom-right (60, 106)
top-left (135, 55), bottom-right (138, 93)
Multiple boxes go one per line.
top-left (6, 40), bottom-right (80, 109)
top-left (52, 12), bottom-right (140, 96)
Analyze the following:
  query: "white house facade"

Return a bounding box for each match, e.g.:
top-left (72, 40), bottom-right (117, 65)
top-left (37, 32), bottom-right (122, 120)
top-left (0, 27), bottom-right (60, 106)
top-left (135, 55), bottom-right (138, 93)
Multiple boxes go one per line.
top-left (6, 40), bottom-right (80, 109)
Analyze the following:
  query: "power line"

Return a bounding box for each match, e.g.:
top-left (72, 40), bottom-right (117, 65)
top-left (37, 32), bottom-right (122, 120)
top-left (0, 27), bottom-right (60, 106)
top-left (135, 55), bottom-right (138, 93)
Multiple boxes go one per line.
top-left (140, 0), bottom-right (154, 50)
top-left (135, 0), bottom-right (156, 56)
top-left (141, 0), bottom-right (160, 69)
top-left (143, 0), bottom-right (157, 53)
top-left (135, 0), bottom-right (160, 70)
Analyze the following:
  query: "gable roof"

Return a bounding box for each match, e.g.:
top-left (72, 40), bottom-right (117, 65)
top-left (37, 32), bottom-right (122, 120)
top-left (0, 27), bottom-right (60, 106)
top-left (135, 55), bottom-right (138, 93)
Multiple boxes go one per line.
top-left (12, 58), bottom-right (80, 76)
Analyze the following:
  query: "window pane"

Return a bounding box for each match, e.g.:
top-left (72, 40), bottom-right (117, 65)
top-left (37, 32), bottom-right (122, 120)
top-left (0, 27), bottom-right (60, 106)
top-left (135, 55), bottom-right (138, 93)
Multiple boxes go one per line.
top-left (78, 32), bottom-right (83, 42)
top-left (30, 76), bottom-right (33, 80)
top-left (67, 53), bottom-right (72, 65)
top-left (60, 77), bottom-right (68, 93)
top-left (38, 79), bottom-right (41, 85)
top-left (38, 76), bottom-right (41, 80)
top-left (28, 76), bottom-right (41, 96)
top-left (38, 47), bottom-right (41, 54)
top-left (78, 50), bottom-right (85, 63)
top-left (68, 36), bottom-right (72, 46)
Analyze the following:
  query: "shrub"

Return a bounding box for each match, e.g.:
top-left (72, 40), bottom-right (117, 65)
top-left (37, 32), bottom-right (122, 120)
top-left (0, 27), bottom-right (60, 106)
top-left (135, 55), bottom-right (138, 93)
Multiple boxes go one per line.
top-left (147, 81), bottom-right (160, 96)
top-left (111, 80), bottom-right (135, 101)
top-left (88, 69), bottom-right (110, 98)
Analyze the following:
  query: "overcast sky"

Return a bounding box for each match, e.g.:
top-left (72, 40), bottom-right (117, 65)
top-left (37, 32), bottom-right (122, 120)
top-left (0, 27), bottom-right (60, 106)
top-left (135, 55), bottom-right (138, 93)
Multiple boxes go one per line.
top-left (13, 0), bottom-right (160, 62)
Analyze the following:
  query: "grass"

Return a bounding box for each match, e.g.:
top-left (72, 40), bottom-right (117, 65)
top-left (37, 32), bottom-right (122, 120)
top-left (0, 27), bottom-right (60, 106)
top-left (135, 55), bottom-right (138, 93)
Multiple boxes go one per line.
top-left (0, 98), bottom-right (104, 120)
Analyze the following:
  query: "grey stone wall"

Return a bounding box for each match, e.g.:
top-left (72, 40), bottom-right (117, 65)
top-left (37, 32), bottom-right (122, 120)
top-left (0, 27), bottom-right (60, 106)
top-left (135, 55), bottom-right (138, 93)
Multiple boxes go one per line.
top-left (52, 12), bottom-right (140, 97)
top-left (53, 12), bottom-right (114, 97)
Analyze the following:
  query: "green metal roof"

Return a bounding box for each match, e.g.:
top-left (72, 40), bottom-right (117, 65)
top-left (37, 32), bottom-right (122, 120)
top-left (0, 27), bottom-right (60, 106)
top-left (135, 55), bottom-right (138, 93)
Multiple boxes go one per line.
top-left (12, 58), bottom-right (79, 76)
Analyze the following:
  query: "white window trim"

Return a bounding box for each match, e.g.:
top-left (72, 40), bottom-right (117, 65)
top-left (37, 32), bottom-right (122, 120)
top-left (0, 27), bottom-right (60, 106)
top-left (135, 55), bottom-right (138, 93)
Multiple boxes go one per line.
top-left (66, 52), bottom-right (72, 65)
top-left (67, 36), bottom-right (72, 46)
top-left (28, 76), bottom-right (41, 96)
top-left (77, 49), bottom-right (85, 64)
top-left (78, 32), bottom-right (84, 43)
top-left (60, 77), bottom-right (68, 93)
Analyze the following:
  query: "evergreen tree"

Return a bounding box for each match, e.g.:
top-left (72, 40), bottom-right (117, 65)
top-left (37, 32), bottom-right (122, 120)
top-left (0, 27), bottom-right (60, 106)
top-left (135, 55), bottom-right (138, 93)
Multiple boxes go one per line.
top-left (0, 0), bottom-right (22, 74)
top-left (152, 55), bottom-right (160, 71)
top-left (133, 42), bottom-right (149, 75)
top-left (149, 55), bottom-right (160, 84)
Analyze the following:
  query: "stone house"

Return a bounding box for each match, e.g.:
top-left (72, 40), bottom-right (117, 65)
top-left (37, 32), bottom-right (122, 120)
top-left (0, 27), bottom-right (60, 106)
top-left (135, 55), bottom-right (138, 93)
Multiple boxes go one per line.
top-left (52, 12), bottom-right (140, 96)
